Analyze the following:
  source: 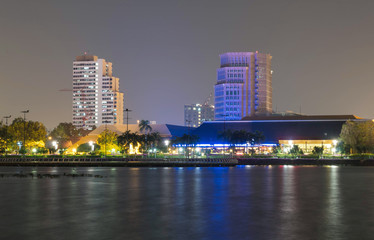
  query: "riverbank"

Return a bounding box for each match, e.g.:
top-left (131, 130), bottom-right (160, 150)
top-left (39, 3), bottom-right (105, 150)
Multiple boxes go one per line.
top-left (0, 158), bottom-right (237, 167)
top-left (1, 157), bottom-right (374, 167)
top-left (237, 158), bottom-right (374, 166)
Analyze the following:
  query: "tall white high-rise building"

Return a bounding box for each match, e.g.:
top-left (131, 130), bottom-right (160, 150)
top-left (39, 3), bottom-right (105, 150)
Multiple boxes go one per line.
top-left (72, 54), bottom-right (124, 130)
top-left (215, 52), bottom-right (272, 120)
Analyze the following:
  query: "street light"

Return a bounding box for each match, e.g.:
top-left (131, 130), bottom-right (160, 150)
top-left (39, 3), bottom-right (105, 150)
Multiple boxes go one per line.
top-left (163, 139), bottom-right (170, 157)
top-left (21, 110), bottom-right (29, 155)
top-left (89, 141), bottom-right (94, 152)
top-left (185, 120), bottom-right (192, 159)
top-left (52, 141), bottom-right (58, 153)
top-left (3, 115), bottom-right (11, 156)
top-left (124, 108), bottom-right (132, 132)
top-left (17, 141), bottom-right (22, 153)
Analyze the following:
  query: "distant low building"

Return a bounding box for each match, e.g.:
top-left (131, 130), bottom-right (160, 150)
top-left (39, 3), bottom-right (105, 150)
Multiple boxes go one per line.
top-left (184, 104), bottom-right (215, 127)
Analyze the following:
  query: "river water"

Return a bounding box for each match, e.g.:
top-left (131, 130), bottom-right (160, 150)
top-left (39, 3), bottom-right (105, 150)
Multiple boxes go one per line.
top-left (0, 166), bottom-right (373, 240)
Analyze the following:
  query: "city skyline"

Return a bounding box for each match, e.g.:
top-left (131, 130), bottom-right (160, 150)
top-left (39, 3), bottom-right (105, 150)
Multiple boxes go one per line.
top-left (1, 0), bottom-right (373, 129)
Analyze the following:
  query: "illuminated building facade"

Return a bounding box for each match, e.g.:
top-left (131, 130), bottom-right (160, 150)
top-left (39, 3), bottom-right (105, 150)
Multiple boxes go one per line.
top-left (215, 52), bottom-right (272, 120)
top-left (72, 54), bottom-right (124, 130)
top-left (184, 103), bottom-right (215, 127)
top-left (193, 115), bottom-right (364, 154)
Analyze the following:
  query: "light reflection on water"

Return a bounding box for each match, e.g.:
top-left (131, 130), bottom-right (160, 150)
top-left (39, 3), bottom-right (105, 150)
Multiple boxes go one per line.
top-left (0, 166), bottom-right (374, 239)
top-left (325, 166), bottom-right (342, 239)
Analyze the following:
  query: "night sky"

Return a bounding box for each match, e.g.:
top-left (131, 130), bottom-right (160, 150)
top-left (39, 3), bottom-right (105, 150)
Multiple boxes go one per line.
top-left (1, 0), bottom-right (373, 129)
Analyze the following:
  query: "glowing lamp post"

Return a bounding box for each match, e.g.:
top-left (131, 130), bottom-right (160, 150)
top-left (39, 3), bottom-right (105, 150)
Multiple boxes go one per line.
top-left (89, 141), bottom-right (94, 152)
top-left (21, 110), bottom-right (29, 155)
top-left (17, 142), bottom-right (22, 153)
top-left (52, 141), bottom-right (58, 153)
top-left (164, 140), bottom-right (170, 157)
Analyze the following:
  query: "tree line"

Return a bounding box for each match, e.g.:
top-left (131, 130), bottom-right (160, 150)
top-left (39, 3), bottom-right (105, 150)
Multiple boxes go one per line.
top-left (0, 119), bottom-right (91, 154)
top-left (3, 117), bottom-right (370, 156)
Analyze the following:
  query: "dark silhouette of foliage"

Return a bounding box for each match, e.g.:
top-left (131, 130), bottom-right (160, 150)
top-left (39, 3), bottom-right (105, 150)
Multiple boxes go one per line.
top-left (138, 120), bottom-right (152, 134)
top-left (289, 145), bottom-right (303, 156)
top-left (312, 146), bottom-right (324, 156)
top-left (218, 129), bottom-right (265, 152)
top-left (77, 143), bottom-right (100, 153)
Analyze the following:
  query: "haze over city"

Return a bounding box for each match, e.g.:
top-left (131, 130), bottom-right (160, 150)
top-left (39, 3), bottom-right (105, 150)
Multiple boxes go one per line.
top-left (1, 0), bottom-right (373, 129)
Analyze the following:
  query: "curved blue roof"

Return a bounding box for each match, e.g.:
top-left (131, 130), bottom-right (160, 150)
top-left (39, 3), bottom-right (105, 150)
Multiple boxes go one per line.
top-left (191, 119), bottom-right (357, 144)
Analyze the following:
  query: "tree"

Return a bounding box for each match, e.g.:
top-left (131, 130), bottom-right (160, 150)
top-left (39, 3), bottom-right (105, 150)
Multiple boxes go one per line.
top-left (312, 146), bottom-right (324, 157)
top-left (249, 131), bottom-right (265, 145)
top-left (8, 117), bottom-right (47, 152)
top-left (218, 129), bottom-right (265, 154)
top-left (138, 120), bottom-right (152, 134)
top-left (117, 130), bottom-right (141, 154)
top-left (50, 122), bottom-right (89, 145)
top-left (0, 122), bottom-right (12, 153)
top-left (97, 129), bottom-right (119, 154)
top-left (172, 134), bottom-right (199, 158)
top-left (230, 130), bottom-right (249, 145)
top-left (224, 130), bottom-right (248, 153)
top-left (289, 145), bottom-right (303, 157)
top-left (336, 141), bottom-right (350, 155)
top-left (218, 129), bottom-right (233, 144)
top-left (148, 132), bottom-right (162, 149)
top-left (272, 146), bottom-right (282, 154)
top-left (136, 132), bottom-right (163, 154)
top-left (138, 120), bottom-right (153, 155)
top-left (77, 143), bottom-right (100, 153)
top-left (340, 120), bottom-right (374, 153)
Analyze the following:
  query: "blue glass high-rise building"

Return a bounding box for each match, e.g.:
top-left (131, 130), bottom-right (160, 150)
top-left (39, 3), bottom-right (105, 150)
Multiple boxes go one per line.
top-left (214, 52), bottom-right (273, 120)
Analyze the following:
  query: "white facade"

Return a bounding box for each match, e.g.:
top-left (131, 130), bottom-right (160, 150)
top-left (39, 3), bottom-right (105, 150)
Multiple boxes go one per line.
top-left (72, 55), bottom-right (124, 130)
